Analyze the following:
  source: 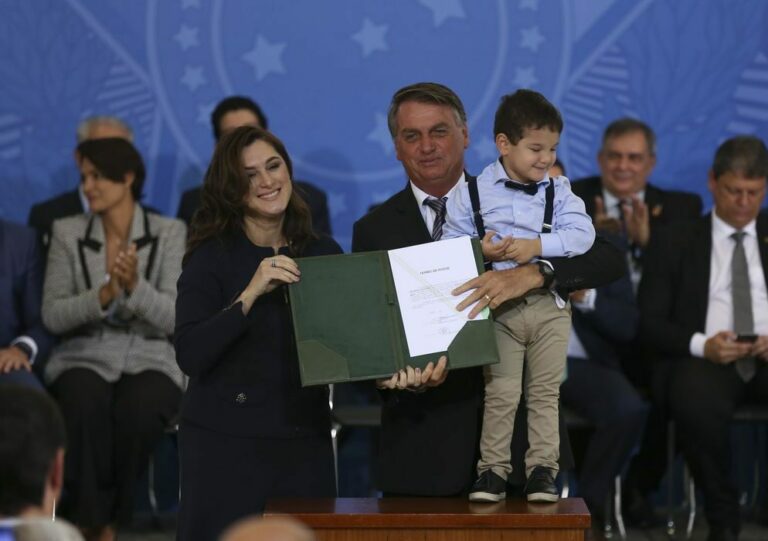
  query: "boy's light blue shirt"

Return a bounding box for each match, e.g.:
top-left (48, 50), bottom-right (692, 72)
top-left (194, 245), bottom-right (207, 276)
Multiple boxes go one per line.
top-left (442, 159), bottom-right (595, 271)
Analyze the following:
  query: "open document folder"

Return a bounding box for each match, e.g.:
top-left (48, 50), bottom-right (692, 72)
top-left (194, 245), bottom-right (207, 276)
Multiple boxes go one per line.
top-left (288, 237), bottom-right (500, 386)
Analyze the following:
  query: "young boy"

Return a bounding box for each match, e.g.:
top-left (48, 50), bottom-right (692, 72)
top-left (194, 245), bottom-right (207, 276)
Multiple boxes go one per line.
top-left (442, 89), bottom-right (594, 503)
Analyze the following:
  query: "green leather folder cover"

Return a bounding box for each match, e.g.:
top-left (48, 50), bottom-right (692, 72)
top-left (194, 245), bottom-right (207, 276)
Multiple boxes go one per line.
top-left (288, 240), bottom-right (500, 386)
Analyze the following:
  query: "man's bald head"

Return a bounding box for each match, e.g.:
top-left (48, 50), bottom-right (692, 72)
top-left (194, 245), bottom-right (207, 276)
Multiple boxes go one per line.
top-left (220, 516), bottom-right (315, 541)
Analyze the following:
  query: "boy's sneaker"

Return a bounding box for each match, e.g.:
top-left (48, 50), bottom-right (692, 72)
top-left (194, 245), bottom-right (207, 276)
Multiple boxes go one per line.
top-left (524, 466), bottom-right (559, 503)
top-left (468, 470), bottom-right (506, 502)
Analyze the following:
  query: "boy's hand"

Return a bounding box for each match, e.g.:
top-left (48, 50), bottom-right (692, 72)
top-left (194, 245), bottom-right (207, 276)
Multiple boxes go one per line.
top-left (481, 230), bottom-right (512, 262)
top-left (505, 237), bottom-right (541, 264)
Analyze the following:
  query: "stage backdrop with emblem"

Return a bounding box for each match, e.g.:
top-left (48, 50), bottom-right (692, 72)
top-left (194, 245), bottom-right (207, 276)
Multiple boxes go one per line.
top-left (1, 0), bottom-right (767, 249)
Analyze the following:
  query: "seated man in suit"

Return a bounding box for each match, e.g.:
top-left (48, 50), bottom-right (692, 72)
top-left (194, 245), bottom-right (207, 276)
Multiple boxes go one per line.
top-left (352, 82), bottom-right (626, 497)
top-left (554, 158), bottom-right (647, 525)
top-left (573, 118), bottom-right (703, 523)
top-left (0, 385), bottom-right (83, 540)
top-left (640, 135), bottom-right (768, 541)
top-left (572, 117), bottom-right (702, 290)
top-left (0, 219), bottom-right (51, 389)
top-left (176, 95), bottom-right (332, 235)
top-left (27, 116), bottom-right (133, 251)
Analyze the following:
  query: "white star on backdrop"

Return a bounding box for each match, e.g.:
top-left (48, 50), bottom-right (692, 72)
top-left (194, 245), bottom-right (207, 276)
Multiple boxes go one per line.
top-left (472, 137), bottom-right (498, 161)
top-left (174, 25), bottom-right (199, 51)
top-left (180, 0), bottom-right (200, 9)
top-left (519, 0), bottom-right (538, 10)
top-left (328, 192), bottom-right (347, 217)
top-left (242, 35), bottom-right (286, 81)
top-left (181, 66), bottom-right (206, 91)
top-left (513, 67), bottom-right (538, 87)
top-left (418, 0), bottom-right (465, 27)
top-left (351, 18), bottom-right (388, 57)
top-left (520, 26), bottom-right (544, 52)
top-left (367, 113), bottom-right (393, 155)
top-left (196, 102), bottom-right (215, 125)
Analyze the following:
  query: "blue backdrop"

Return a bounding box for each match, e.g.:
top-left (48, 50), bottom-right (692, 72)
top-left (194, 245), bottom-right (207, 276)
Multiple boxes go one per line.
top-left (2, 0), bottom-right (767, 250)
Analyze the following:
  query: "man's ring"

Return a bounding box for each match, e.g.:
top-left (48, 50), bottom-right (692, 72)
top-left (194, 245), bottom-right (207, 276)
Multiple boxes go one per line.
top-left (484, 294), bottom-right (492, 303)
top-left (271, 259), bottom-right (277, 268)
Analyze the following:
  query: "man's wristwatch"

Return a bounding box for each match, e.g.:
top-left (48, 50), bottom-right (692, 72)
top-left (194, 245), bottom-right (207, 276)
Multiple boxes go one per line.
top-left (536, 261), bottom-right (556, 289)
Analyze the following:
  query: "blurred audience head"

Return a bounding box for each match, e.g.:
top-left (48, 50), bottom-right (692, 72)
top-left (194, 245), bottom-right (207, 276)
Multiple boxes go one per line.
top-left (76, 138), bottom-right (146, 203)
top-left (220, 516), bottom-right (315, 541)
top-left (708, 135), bottom-right (768, 230)
top-left (212, 96), bottom-right (269, 141)
top-left (0, 386), bottom-right (66, 518)
top-left (76, 116), bottom-right (133, 144)
top-left (549, 158), bottom-right (566, 177)
top-left (597, 117), bottom-right (657, 199)
top-left (187, 126), bottom-right (313, 258)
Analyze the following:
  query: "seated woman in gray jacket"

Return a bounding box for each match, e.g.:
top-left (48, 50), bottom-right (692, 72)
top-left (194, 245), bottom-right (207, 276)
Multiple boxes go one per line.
top-left (41, 137), bottom-right (186, 541)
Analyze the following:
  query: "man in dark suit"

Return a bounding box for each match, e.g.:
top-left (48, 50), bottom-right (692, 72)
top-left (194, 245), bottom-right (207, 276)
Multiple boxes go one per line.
top-left (560, 262), bottom-right (648, 525)
top-left (0, 219), bottom-right (51, 388)
top-left (28, 116), bottom-right (134, 251)
top-left (352, 82), bottom-right (625, 497)
top-left (572, 117), bottom-right (702, 290)
top-left (573, 119), bottom-right (703, 523)
top-left (640, 135), bottom-right (768, 541)
top-left (176, 96), bottom-right (331, 235)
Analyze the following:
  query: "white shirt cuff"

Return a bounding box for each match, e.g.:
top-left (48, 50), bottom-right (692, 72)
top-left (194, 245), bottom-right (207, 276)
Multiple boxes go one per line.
top-left (572, 289), bottom-right (597, 312)
top-left (10, 336), bottom-right (38, 365)
top-left (689, 332), bottom-right (707, 358)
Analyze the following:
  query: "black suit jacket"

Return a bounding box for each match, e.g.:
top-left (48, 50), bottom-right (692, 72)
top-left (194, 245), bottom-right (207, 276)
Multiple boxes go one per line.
top-left (27, 189), bottom-right (84, 250)
top-left (639, 213), bottom-right (768, 359)
top-left (177, 181), bottom-right (332, 235)
top-left (572, 255), bottom-right (638, 371)
top-left (352, 178), bottom-right (625, 495)
top-left (0, 220), bottom-right (52, 375)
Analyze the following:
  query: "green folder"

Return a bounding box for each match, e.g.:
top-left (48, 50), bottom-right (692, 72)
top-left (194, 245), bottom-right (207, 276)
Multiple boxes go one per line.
top-left (288, 239), bottom-right (500, 386)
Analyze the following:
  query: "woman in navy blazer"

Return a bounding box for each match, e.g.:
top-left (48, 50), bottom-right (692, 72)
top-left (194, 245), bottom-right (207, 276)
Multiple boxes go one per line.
top-left (175, 126), bottom-right (340, 541)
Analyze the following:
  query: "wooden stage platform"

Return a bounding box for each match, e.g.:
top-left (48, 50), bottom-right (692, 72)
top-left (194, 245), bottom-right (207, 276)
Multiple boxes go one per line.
top-left (266, 497), bottom-right (590, 540)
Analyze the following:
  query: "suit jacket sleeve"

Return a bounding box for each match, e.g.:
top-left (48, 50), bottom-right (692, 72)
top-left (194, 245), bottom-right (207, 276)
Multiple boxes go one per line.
top-left (123, 219), bottom-right (186, 335)
top-left (41, 221), bottom-right (106, 334)
top-left (576, 270), bottom-right (638, 343)
top-left (174, 245), bottom-right (251, 377)
top-left (16, 227), bottom-right (52, 363)
top-left (638, 231), bottom-right (695, 357)
top-left (547, 235), bottom-right (625, 293)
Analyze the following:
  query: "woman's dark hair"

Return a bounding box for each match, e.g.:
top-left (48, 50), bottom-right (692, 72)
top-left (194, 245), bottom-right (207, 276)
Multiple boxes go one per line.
top-left (76, 137), bottom-right (145, 200)
top-left (186, 126), bottom-right (315, 261)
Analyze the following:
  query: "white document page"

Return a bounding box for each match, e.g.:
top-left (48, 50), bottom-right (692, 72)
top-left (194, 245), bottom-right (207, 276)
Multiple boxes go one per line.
top-left (387, 236), bottom-right (488, 357)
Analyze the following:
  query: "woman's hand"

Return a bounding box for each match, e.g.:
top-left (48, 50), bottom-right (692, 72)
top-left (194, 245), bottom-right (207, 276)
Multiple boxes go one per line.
top-left (375, 357), bottom-right (449, 391)
top-left (99, 273), bottom-right (122, 308)
top-left (237, 255), bottom-right (301, 314)
top-left (112, 243), bottom-right (139, 293)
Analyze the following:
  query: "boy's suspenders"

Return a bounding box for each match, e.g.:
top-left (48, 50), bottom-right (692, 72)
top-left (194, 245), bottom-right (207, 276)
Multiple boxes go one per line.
top-left (466, 175), bottom-right (555, 239)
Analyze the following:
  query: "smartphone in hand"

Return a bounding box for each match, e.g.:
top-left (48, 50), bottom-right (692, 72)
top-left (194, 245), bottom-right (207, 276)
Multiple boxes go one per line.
top-left (736, 334), bottom-right (758, 343)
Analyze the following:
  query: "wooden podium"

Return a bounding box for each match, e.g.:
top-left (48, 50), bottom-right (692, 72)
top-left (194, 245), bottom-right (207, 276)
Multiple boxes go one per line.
top-left (266, 497), bottom-right (590, 540)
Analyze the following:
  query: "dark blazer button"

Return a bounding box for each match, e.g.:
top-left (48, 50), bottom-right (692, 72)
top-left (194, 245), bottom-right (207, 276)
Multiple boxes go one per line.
top-left (236, 392), bottom-right (247, 404)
